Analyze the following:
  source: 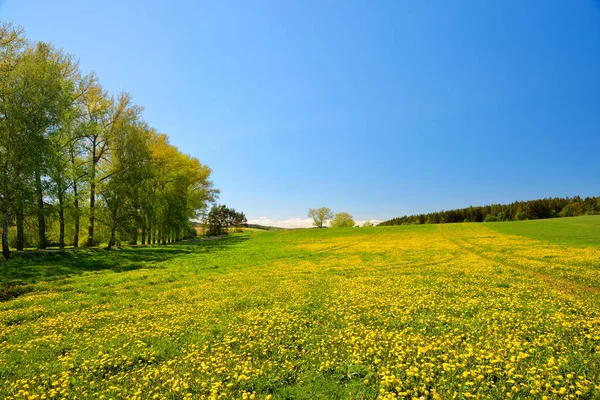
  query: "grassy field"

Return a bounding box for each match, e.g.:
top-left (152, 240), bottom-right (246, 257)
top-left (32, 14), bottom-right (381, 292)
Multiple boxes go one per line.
top-left (1, 219), bottom-right (599, 399)
top-left (485, 215), bottom-right (600, 247)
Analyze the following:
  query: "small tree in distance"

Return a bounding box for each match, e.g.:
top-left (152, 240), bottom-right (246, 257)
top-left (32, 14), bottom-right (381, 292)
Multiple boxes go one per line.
top-left (362, 221), bottom-right (373, 227)
top-left (207, 204), bottom-right (247, 236)
top-left (330, 212), bottom-right (355, 228)
top-left (308, 207), bottom-right (334, 228)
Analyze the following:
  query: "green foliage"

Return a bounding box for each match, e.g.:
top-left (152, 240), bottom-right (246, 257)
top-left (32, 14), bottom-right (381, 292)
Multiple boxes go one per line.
top-left (483, 214), bottom-right (497, 222)
top-left (0, 20), bottom-right (218, 257)
top-left (515, 211), bottom-right (527, 221)
top-left (308, 207), bottom-right (334, 228)
top-left (206, 204), bottom-right (247, 236)
top-left (561, 204), bottom-right (574, 217)
top-left (330, 212), bottom-right (355, 228)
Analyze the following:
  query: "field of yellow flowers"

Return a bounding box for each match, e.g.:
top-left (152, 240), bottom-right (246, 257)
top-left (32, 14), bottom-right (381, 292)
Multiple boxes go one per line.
top-left (1, 218), bottom-right (600, 399)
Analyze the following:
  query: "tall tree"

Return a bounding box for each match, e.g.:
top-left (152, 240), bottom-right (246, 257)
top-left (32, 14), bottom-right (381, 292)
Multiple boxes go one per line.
top-left (330, 212), bottom-right (355, 228)
top-left (0, 20), bottom-right (220, 255)
top-left (46, 51), bottom-right (93, 250)
top-left (9, 42), bottom-right (74, 248)
top-left (308, 207), bottom-right (334, 228)
top-left (0, 21), bottom-right (26, 258)
top-left (99, 105), bottom-right (150, 250)
top-left (82, 89), bottom-right (131, 246)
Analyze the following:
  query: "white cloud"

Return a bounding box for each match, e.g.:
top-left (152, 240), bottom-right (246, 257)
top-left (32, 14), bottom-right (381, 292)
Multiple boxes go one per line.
top-left (356, 219), bottom-right (383, 227)
top-left (247, 217), bottom-right (382, 229)
top-left (247, 217), bottom-right (314, 229)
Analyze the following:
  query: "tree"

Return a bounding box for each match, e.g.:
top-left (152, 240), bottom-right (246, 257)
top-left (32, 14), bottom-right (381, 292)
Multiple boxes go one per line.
top-left (0, 20), bottom-right (220, 256)
top-left (483, 214), bottom-right (497, 222)
top-left (226, 208), bottom-right (247, 230)
top-left (143, 133), bottom-right (217, 244)
top-left (362, 221), bottom-right (373, 227)
top-left (81, 85), bottom-right (117, 246)
top-left (46, 50), bottom-right (93, 250)
top-left (561, 204), bottom-right (574, 217)
top-left (98, 102), bottom-right (150, 249)
top-left (0, 20), bottom-right (25, 258)
top-left (1, 29), bottom-right (71, 254)
top-left (206, 205), bottom-right (246, 236)
top-left (308, 207), bottom-right (333, 228)
top-left (330, 212), bottom-right (355, 228)
top-left (514, 211), bottom-right (526, 221)
top-left (207, 205), bottom-right (228, 236)
top-left (12, 42), bottom-right (75, 249)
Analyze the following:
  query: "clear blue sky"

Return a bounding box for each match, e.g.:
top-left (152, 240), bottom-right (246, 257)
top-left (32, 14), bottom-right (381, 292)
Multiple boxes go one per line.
top-left (2, 1), bottom-right (599, 227)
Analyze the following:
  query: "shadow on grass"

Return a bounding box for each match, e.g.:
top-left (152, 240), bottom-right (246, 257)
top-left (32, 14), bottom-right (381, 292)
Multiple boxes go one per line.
top-left (0, 235), bottom-right (250, 299)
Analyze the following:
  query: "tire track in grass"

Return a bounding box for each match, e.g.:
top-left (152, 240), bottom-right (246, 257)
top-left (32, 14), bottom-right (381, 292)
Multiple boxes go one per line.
top-left (437, 224), bottom-right (600, 297)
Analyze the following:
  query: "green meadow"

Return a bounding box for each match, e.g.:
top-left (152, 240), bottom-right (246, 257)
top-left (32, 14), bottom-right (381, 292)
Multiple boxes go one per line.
top-left (1, 217), bottom-right (600, 399)
top-left (485, 215), bottom-right (600, 247)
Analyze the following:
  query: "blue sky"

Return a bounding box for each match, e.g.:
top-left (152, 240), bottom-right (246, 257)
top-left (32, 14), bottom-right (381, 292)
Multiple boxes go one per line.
top-left (2, 1), bottom-right (599, 227)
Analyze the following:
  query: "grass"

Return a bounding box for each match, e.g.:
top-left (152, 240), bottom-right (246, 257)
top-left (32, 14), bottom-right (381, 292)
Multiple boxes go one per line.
top-left (484, 215), bottom-right (600, 247)
top-left (0, 218), bottom-right (599, 399)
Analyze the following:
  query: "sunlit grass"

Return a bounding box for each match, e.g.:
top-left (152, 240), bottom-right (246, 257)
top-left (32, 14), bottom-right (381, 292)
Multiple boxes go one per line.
top-left (1, 219), bottom-right (599, 399)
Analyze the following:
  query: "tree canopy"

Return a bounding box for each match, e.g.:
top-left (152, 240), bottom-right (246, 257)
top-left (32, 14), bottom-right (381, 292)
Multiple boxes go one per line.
top-left (308, 207), bottom-right (334, 228)
top-left (330, 212), bottom-right (355, 228)
top-left (205, 205), bottom-right (247, 236)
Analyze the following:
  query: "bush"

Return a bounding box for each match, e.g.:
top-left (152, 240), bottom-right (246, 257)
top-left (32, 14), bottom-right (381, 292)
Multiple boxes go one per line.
top-left (185, 226), bottom-right (198, 239)
top-left (483, 214), bottom-right (497, 222)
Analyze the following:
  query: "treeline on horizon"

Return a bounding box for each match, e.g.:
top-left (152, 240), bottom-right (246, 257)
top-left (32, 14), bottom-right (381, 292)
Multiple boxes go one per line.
top-left (379, 196), bottom-right (600, 226)
top-left (0, 21), bottom-right (218, 258)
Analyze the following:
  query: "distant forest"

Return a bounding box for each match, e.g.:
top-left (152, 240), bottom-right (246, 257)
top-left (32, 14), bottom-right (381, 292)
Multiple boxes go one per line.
top-left (379, 196), bottom-right (600, 226)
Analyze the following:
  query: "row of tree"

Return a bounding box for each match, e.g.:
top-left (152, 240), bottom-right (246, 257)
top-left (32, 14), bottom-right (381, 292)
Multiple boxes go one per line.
top-left (0, 21), bottom-right (217, 258)
top-left (379, 196), bottom-right (600, 226)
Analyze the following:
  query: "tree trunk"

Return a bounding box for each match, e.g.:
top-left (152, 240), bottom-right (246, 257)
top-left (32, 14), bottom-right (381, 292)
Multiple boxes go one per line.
top-left (141, 227), bottom-right (146, 245)
top-left (107, 225), bottom-right (116, 250)
top-left (35, 170), bottom-right (47, 249)
top-left (2, 208), bottom-right (9, 259)
top-left (73, 180), bottom-right (80, 248)
top-left (87, 180), bottom-right (95, 247)
top-left (16, 201), bottom-right (24, 251)
top-left (58, 194), bottom-right (65, 251)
